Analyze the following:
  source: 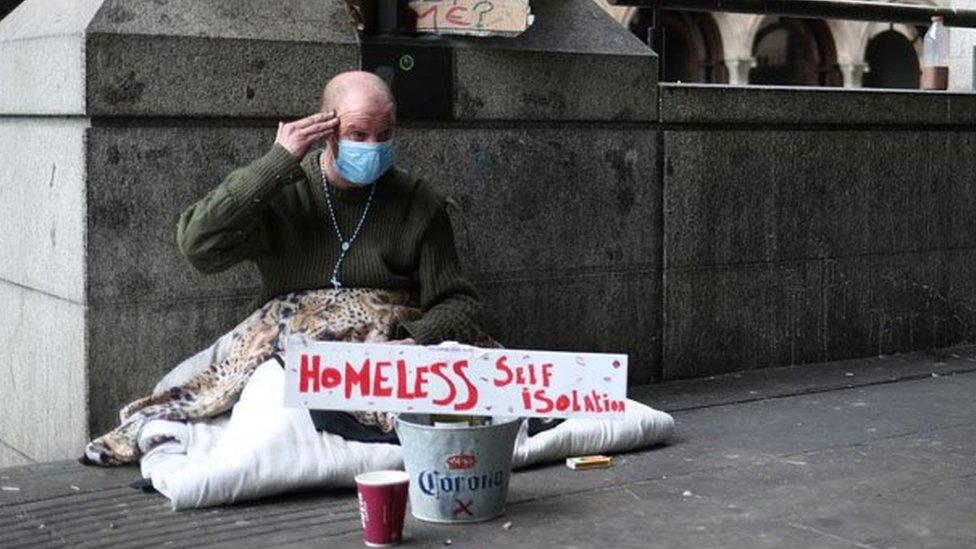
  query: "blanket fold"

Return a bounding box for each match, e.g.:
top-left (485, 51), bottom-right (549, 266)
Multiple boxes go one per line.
top-left (85, 288), bottom-right (421, 465)
top-left (83, 286), bottom-right (675, 509)
top-left (140, 360), bottom-right (674, 510)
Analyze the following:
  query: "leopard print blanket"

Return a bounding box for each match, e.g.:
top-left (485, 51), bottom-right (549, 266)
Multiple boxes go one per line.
top-left (84, 288), bottom-right (423, 466)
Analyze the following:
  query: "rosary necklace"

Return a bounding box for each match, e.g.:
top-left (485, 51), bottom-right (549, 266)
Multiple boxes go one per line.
top-left (321, 167), bottom-right (377, 291)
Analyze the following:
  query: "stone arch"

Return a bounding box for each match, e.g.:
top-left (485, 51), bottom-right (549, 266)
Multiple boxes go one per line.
top-left (629, 9), bottom-right (727, 83)
top-left (864, 0), bottom-right (935, 60)
top-left (749, 17), bottom-right (843, 86)
top-left (868, 23), bottom-right (920, 44)
top-left (827, 18), bottom-right (924, 87)
top-left (867, 22), bottom-right (923, 62)
top-left (863, 29), bottom-right (921, 88)
top-left (713, 13), bottom-right (766, 60)
top-left (591, 0), bottom-right (637, 26)
top-left (596, 0), bottom-right (936, 88)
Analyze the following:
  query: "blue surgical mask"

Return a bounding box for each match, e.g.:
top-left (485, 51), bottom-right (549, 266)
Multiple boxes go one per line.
top-left (334, 139), bottom-right (396, 186)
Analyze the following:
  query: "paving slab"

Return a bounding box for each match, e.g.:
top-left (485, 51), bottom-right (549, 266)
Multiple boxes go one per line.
top-left (787, 476), bottom-right (976, 549)
top-left (630, 344), bottom-right (976, 410)
top-left (1, 355), bottom-right (974, 548)
top-left (0, 441), bottom-right (32, 469)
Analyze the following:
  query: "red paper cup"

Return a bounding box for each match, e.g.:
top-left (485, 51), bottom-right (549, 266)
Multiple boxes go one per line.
top-left (355, 470), bottom-right (410, 547)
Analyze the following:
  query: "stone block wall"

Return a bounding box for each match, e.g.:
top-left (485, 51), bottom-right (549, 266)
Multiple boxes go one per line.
top-left (950, 0), bottom-right (976, 91)
top-left (659, 84), bottom-right (976, 378)
top-left (5, 0), bottom-right (976, 468)
top-left (0, 0), bottom-right (658, 463)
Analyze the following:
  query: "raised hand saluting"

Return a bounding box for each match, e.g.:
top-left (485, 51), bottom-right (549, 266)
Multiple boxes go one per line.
top-left (275, 111), bottom-right (339, 159)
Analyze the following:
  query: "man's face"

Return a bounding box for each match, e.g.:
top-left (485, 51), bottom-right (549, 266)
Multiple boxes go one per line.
top-left (333, 92), bottom-right (395, 145)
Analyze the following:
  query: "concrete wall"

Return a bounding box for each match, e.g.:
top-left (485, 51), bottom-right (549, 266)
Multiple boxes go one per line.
top-left (0, 0), bottom-right (658, 463)
top-left (951, 0), bottom-right (976, 91)
top-left (5, 0), bottom-right (976, 467)
top-left (660, 84), bottom-right (976, 378)
top-left (398, 126), bottom-right (659, 387)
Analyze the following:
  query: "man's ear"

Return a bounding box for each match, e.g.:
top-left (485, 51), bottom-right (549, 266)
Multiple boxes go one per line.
top-left (327, 133), bottom-right (339, 156)
top-left (320, 132), bottom-right (337, 157)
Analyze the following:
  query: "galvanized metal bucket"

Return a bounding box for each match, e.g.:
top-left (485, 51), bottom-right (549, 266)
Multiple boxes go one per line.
top-left (395, 414), bottom-right (521, 523)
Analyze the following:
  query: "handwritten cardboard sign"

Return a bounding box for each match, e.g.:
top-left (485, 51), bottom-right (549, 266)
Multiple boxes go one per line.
top-left (408, 0), bottom-right (533, 36)
top-left (283, 340), bottom-right (628, 419)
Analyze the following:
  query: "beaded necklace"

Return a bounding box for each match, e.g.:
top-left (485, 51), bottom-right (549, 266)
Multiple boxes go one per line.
top-left (320, 165), bottom-right (377, 291)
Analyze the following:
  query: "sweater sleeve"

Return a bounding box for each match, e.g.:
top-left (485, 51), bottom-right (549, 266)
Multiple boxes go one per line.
top-left (176, 144), bottom-right (300, 274)
top-left (395, 198), bottom-right (485, 344)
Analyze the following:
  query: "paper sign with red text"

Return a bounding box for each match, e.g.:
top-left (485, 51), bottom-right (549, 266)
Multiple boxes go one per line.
top-left (283, 341), bottom-right (628, 419)
top-left (408, 0), bottom-right (533, 36)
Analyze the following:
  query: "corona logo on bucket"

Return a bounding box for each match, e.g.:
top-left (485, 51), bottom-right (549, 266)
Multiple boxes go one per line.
top-left (397, 414), bottom-right (523, 522)
top-left (417, 469), bottom-right (506, 497)
top-left (445, 451), bottom-right (476, 470)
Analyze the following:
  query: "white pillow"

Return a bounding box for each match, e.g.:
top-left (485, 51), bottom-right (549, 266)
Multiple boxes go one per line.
top-left (511, 399), bottom-right (675, 468)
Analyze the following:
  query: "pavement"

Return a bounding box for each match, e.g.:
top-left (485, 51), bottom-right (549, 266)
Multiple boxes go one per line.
top-left (2, 347), bottom-right (975, 548)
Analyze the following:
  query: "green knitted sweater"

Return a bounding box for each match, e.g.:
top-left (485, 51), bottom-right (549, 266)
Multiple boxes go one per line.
top-left (176, 143), bottom-right (482, 344)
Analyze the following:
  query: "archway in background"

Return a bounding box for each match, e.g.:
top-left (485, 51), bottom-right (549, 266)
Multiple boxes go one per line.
top-left (630, 9), bottom-right (727, 84)
top-left (750, 18), bottom-right (842, 86)
top-left (863, 30), bottom-right (920, 89)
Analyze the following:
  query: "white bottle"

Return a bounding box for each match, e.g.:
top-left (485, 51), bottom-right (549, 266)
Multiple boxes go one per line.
top-left (921, 16), bottom-right (949, 90)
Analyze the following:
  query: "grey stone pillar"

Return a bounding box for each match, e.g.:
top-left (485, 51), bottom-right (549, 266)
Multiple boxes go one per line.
top-left (839, 63), bottom-right (868, 88)
top-left (0, 0), bottom-right (658, 465)
top-left (724, 58), bottom-right (756, 85)
top-left (949, 0), bottom-right (976, 91)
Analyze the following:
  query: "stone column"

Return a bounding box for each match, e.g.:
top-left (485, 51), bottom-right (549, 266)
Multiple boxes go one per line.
top-left (0, 0), bottom-right (660, 465)
top-left (947, 0), bottom-right (976, 91)
top-left (724, 58), bottom-right (756, 85)
top-left (839, 63), bottom-right (869, 88)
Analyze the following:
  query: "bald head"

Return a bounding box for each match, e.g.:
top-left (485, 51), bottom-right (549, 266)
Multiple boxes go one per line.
top-left (320, 71), bottom-right (395, 116)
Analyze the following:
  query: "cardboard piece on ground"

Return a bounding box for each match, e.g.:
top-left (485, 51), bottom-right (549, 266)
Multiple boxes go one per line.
top-left (283, 340), bottom-right (628, 419)
top-left (407, 0), bottom-right (533, 36)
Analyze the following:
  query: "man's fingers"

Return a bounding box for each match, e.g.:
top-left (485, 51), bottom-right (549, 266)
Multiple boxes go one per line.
top-left (296, 120), bottom-right (339, 137)
top-left (307, 119), bottom-right (340, 132)
top-left (305, 132), bottom-right (335, 149)
top-left (292, 114), bottom-right (321, 129)
top-left (293, 111), bottom-right (337, 129)
top-left (290, 129), bottom-right (335, 150)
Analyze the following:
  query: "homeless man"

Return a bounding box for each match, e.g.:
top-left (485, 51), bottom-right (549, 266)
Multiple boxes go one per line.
top-left (83, 71), bottom-right (492, 465)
